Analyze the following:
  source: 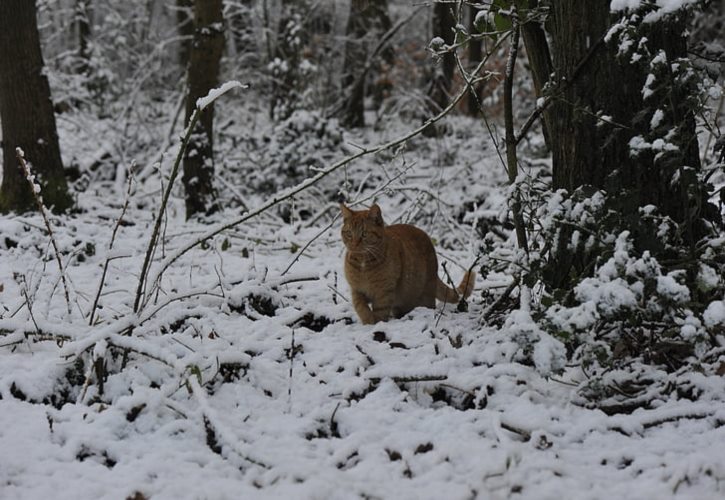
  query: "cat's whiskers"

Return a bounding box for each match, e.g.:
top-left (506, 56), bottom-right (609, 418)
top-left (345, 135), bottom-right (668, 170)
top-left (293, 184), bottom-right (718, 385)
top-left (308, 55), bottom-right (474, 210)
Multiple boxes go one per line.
top-left (362, 245), bottom-right (384, 263)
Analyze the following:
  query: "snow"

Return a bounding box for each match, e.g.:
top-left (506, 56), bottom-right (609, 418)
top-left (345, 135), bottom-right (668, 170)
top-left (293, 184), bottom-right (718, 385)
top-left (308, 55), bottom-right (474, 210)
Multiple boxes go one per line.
top-left (650, 109), bottom-right (665, 129)
top-left (1, 103), bottom-right (724, 500)
top-left (611, 0), bottom-right (701, 22)
top-left (656, 273), bottom-right (691, 304)
top-left (704, 301), bottom-right (725, 327)
top-left (195, 80), bottom-right (247, 111)
top-left (429, 37), bottom-right (445, 49)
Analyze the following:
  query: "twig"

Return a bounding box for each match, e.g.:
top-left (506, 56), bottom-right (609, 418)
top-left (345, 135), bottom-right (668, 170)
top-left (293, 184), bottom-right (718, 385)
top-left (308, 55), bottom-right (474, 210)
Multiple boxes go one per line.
top-left (282, 214), bottom-right (340, 276)
top-left (188, 376), bottom-right (269, 468)
top-left (481, 276), bottom-right (519, 323)
top-left (500, 420), bottom-right (531, 441)
top-left (327, 285), bottom-right (350, 304)
top-left (287, 329), bottom-right (296, 410)
top-left (370, 375), bottom-right (448, 384)
top-left (330, 402), bottom-right (341, 436)
top-left (16, 148), bottom-right (72, 315)
top-left (89, 168), bottom-right (135, 325)
top-left (21, 283), bottom-right (41, 337)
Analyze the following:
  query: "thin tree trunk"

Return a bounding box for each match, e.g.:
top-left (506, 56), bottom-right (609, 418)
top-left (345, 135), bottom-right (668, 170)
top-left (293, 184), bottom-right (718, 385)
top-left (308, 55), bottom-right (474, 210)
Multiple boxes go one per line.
top-left (504, 17), bottom-right (528, 253)
top-left (0, 0), bottom-right (72, 213)
top-left (427, 1), bottom-right (456, 112)
top-left (182, 0), bottom-right (224, 219)
top-left (76, 0), bottom-right (92, 74)
top-left (176, 0), bottom-right (194, 68)
top-left (517, 0), bottom-right (553, 147)
top-left (341, 0), bottom-right (393, 128)
top-left (466, 1), bottom-right (483, 115)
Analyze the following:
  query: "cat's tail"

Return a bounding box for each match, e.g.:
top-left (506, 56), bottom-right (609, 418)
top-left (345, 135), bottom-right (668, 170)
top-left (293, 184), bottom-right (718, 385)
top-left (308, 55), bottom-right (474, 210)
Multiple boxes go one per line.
top-left (436, 270), bottom-right (476, 305)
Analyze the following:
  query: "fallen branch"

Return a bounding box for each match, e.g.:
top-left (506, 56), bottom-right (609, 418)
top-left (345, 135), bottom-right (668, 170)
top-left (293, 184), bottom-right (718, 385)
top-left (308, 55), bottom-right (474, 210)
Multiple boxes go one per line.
top-left (481, 276), bottom-right (519, 324)
top-left (188, 376), bottom-right (269, 468)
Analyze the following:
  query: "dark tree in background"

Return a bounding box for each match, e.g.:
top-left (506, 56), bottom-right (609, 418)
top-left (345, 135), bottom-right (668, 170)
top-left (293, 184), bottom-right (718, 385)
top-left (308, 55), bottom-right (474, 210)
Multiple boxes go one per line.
top-left (75, 0), bottom-right (92, 74)
top-left (427, 1), bottom-right (456, 112)
top-left (176, 0), bottom-right (194, 68)
top-left (466, 1), bottom-right (484, 116)
top-left (341, 0), bottom-right (393, 128)
top-left (182, 0), bottom-right (224, 219)
top-left (268, 2), bottom-right (309, 120)
top-left (0, 0), bottom-right (72, 213)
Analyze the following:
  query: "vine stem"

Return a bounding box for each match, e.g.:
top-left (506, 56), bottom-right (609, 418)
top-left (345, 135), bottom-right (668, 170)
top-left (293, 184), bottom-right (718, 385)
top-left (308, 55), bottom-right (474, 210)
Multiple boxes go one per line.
top-left (133, 109), bottom-right (200, 314)
top-left (503, 10), bottom-right (529, 255)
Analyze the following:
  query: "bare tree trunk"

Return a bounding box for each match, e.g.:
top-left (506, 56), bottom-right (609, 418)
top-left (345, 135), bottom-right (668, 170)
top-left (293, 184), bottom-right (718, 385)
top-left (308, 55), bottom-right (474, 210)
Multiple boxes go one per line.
top-left (176, 0), bottom-right (194, 68)
top-left (466, 1), bottom-right (483, 115)
top-left (182, 0), bottom-right (224, 219)
top-left (517, 0), bottom-right (552, 147)
top-left (427, 1), bottom-right (456, 112)
top-left (75, 0), bottom-right (92, 74)
top-left (269, 2), bottom-right (309, 120)
top-left (341, 0), bottom-right (393, 128)
top-left (0, 0), bottom-right (72, 213)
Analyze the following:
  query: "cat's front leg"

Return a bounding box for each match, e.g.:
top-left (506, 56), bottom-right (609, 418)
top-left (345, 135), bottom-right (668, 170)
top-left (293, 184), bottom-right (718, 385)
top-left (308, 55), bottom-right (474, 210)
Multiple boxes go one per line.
top-left (351, 290), bottom-right (376, 324)
top-left (372, 298), bottom-right (394, 323)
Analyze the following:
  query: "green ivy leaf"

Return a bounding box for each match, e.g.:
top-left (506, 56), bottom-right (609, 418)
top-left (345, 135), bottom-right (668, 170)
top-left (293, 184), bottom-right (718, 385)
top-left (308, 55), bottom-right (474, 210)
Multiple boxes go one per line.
top-left (189, 365), bottom-right (202, 386)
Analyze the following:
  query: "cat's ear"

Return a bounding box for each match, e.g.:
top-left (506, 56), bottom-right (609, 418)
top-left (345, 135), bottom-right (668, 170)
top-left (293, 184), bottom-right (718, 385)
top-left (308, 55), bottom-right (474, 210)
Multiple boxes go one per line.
top-left (340, 203), bottom-right (353, 220)
top-left (368, 204), bottom-right (384, 226)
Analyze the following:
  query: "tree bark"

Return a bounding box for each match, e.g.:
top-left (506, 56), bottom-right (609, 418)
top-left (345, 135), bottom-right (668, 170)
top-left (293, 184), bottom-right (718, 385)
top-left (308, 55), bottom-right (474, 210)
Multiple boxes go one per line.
top-left (524, 1), bottom-right (714, 288)
top-left (547, 1), bottom-right (700, 220)
top-left (0, 0), bottom-right (72, 213)
top-left (182, 0), bottom-right (224, 219)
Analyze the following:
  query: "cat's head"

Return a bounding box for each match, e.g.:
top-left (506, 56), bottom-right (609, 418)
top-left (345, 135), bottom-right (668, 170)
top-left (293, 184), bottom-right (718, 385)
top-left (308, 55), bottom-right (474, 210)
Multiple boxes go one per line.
top-left (340, 203), bottom-right (385, 253)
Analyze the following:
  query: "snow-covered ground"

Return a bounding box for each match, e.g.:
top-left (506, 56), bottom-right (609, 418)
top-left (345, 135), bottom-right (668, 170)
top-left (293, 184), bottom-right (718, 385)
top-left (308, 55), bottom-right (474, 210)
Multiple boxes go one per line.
top-left (1, 103), bottom-right (724, 499)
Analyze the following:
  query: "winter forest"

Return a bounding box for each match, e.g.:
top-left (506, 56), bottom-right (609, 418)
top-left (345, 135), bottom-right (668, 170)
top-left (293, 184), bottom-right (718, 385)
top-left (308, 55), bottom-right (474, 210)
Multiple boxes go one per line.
top-left (1, 0), bottom-right (725, 498)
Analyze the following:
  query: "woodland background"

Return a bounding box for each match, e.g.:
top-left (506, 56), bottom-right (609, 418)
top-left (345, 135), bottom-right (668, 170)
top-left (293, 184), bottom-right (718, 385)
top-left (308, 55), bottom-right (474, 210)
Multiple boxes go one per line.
top-left (1, 1), bottom-right (725, 499)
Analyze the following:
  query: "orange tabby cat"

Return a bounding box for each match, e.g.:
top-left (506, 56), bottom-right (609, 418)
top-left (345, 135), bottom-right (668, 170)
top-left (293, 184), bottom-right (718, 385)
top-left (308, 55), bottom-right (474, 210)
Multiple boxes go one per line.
top-left (341, 203), bottom-right (475, 324)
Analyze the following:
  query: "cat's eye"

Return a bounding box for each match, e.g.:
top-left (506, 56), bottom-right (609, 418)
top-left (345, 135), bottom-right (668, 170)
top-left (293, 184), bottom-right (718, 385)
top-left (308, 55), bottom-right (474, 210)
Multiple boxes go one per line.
top-left (342, 229), bottom-right (352, 238)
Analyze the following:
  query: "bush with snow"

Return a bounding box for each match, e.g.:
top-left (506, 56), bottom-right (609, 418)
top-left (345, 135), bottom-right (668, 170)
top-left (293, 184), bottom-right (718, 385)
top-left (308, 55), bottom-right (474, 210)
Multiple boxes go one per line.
top-left (528, 186), bottom-right (725, 410)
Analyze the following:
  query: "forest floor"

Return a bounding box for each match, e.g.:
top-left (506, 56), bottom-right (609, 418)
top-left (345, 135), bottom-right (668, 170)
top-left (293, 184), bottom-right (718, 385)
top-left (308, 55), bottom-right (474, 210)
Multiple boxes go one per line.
top-left (1, 94), bottom-right (724, 500)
